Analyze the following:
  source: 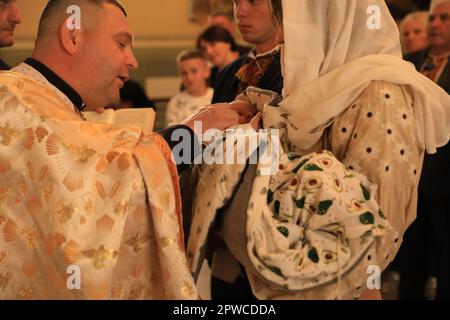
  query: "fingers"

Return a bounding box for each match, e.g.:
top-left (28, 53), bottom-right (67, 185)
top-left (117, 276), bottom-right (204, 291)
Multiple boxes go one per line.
top-left (182, 106), bottom-right (240, 133)
top-left (214, 109), bottom-right (240, 130)
top-left (250, 112), bottom-right (263, 131)
top-left (229, 101), bottom-right (257, 114)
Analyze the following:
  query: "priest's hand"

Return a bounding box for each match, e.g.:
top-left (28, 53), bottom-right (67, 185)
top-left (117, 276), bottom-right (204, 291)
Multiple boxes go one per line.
top-left (182, 104), bottom-right (240, 133)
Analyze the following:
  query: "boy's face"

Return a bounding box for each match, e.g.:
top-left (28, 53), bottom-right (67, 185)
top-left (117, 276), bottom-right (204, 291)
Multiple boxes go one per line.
top-left (179, 58), bottom-right (210, 94)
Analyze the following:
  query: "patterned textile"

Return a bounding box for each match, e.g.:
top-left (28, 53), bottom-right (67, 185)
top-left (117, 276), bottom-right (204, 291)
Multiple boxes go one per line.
top-left (0, 70), bottom-right (197, 299)
top-left (187, 82), bottom-right (422, 299)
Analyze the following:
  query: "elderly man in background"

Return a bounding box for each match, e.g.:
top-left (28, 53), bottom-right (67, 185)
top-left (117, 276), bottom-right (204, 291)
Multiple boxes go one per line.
top-left (396, 0), bottom-right (450, 300)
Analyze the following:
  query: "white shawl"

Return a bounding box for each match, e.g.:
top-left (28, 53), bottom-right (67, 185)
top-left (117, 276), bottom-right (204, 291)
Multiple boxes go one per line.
top-left (266, 0), bottom-right (450, 154)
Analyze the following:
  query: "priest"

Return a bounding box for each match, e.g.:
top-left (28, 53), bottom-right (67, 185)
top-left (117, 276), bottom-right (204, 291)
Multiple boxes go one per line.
top-left (0, 0), bottom-right (239, 299)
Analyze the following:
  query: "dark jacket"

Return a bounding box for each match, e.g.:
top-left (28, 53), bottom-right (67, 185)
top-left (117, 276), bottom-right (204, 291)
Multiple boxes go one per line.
top-left (397, 48), bottom-right (450, 299)
top-left (405, 49), bottom-right (450, 94)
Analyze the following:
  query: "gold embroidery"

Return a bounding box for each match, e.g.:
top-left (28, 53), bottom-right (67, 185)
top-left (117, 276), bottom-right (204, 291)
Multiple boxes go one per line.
top-left (35, 127), bottom-right (49, 143)
top-left (19, 227), bottom-right (40, 249)
top-left (114, 199), bottom-right (130, 218)
top-left (84, 199), bottom-right (95, 215)
top-left (160, 237), bottom-right (175, 248)
top-left (129, 283), bottom-right (145, 300)
top-left (62, 143), bottom-right (97, 164)
top-left (82, 245), bottom-right (118, 269)
top-left (0, 124), bottom-right (18, 146)
top-left (125, 232), bottom-right (151, 254)
top-left (111, 284), bottom-right (123, 299)
top-left (16, 287), bottom-right (33, 300)
top-left (160, 190), bottom-right (171, 209)
top-left (178, 281), bottom-right (196, 298)
top-left (0, 186), bottom-right (10, 206)
top-left (0, 272), bottom-right (12, 291)
top-left (41, 184), bottom-right (53, 202)
top-left (56, 202), bottom-right (76, 224)
top-left (113, 131), bottom-right (132, 148)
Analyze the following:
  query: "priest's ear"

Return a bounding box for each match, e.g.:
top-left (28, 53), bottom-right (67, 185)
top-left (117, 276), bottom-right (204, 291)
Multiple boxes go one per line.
top-left (59, 17), bottom-right (82, 55)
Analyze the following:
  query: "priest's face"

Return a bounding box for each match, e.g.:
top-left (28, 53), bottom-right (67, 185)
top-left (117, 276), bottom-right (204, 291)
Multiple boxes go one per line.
top-left (234, 0), bottom-right (279, 51)
top-left (429, 3), bottom-right (450, 51)
top-left (80, 3), bottom-right (138, 110)
top-left (0, 0), bottom-right (22, 48)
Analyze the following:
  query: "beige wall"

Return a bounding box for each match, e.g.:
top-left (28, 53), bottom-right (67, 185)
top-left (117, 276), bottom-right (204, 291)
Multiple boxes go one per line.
top-left (14, 0), bottom-right (206, 48)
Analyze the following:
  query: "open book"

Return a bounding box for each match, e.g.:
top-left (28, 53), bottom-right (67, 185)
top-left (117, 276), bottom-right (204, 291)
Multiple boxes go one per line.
top-left (83, 108), bottom-right (156, 135)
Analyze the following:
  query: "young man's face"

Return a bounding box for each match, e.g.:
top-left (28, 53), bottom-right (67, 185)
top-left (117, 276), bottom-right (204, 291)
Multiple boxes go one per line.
top-left (79, 3), bottom-right (138, 110)
top-left (429, 3), bottom-right (450, 50)
top-left (0, 0), bottom-right (22, 47)
top-left (179, 58), bottom-right (210, 95)
top-left (233, 0), bottom-right (277, 46)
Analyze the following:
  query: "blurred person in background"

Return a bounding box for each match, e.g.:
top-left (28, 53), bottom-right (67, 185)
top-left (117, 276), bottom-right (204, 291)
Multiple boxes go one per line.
top-left (197, 25), bottom-right (240, 87)
top-left (400, 11), bottom-right (429, 54)
top-left (0, 0), bottom-right (22, 70)
top-left (166, 49), bottom-right (213, 126)
top-left (396, 0), bottom-right (450, 300)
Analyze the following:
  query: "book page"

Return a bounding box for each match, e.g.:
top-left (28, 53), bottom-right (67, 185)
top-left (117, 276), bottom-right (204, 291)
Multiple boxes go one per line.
top-left (113, 108), bottom-right (155, 135)
top-left (83, 109), bottom-right (115, 124)
top-left (83, 108), bottom-right (155, 134)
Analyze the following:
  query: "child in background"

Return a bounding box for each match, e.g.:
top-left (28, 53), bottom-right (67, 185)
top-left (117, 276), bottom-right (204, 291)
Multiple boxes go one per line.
top-left (165, 50), bottom-right (214, 126)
